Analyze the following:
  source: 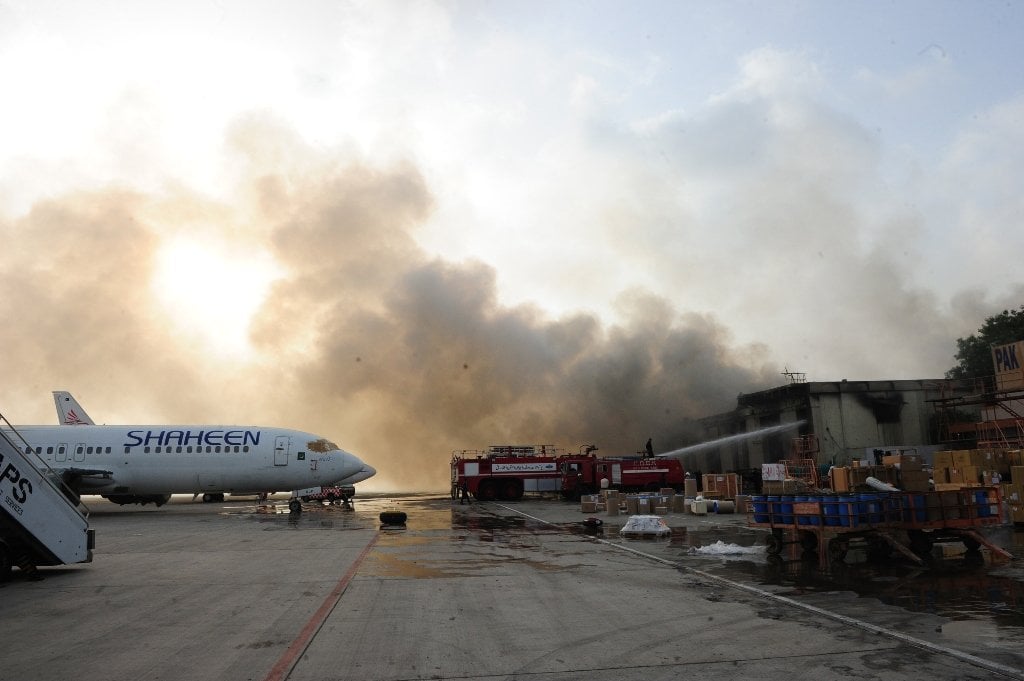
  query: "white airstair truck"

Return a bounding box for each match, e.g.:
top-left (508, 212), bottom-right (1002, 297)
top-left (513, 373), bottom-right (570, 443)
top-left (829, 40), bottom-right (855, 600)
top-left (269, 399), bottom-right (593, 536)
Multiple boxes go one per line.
top-left (0, 414), bottom-right (94, 580)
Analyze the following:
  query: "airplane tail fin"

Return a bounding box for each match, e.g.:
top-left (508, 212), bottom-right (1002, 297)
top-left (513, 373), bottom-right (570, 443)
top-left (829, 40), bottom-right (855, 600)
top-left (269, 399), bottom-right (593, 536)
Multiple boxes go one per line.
top-left (53, 391), bottom-right (96, 425)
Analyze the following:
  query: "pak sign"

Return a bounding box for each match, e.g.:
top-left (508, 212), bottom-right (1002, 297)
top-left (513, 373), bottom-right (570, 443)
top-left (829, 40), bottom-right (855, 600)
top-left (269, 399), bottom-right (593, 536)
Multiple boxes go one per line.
top-left (992, 341), bottom-right (1024, 390)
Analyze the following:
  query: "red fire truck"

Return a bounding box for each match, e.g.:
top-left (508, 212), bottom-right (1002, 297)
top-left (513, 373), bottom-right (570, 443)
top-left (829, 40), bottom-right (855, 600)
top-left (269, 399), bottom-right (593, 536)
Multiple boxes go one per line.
top-left (451, 445), bottom-right (686, 501)
top-left (451, 445), bottom-right (565, 501)
top-left (559, 454), bottom-right (686, 497)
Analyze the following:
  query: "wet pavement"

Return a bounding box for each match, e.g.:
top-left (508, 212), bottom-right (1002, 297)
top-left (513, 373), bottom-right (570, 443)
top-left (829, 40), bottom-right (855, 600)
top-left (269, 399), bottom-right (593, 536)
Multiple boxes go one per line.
top-left (1, 492), bottom-right (1023, 680)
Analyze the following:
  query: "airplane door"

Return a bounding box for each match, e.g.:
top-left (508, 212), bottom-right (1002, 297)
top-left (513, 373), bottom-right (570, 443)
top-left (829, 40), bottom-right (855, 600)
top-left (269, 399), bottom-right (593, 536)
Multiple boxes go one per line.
top-left (274, 435), bottom-right (289, 466)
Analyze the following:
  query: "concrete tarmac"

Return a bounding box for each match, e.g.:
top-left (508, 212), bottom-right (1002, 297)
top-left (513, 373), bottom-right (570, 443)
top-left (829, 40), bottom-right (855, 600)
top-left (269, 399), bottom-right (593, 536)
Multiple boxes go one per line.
top-left (2, 493), bottom-right (1023, 681)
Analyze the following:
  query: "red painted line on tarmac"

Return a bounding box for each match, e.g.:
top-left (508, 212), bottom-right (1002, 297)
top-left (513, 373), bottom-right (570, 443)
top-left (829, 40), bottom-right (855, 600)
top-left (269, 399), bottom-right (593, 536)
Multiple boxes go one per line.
top-left (263, 533), bottom-right (380, 681)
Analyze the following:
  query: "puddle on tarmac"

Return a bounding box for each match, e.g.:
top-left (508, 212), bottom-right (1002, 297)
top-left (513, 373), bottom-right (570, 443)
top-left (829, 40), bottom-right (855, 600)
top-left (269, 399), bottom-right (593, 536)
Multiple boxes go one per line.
top-left (223, 494), bottom-right (1024, 633)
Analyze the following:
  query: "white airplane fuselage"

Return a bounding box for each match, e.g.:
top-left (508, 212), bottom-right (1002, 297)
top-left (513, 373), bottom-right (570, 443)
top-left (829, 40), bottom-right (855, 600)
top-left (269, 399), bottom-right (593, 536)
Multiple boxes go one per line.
top-left (9, 424), bottom-right (368, 504)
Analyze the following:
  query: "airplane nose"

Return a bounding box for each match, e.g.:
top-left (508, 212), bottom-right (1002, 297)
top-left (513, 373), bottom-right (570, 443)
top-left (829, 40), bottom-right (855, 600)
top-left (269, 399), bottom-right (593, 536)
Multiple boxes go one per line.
top-left (331, 451), bottom-right (373, 484)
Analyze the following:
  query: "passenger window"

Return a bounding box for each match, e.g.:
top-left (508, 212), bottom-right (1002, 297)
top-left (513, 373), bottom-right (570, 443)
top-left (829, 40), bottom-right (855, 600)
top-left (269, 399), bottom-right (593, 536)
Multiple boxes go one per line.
top-left (47, 446), bottom-right (53, 455)
top-left (215, 446), bottom-right (221, 453)
top-left (176, 446), bottom-right (182, 454)
top-left (145, 447), bottom-right (151, 453)
top-left (76, 446), bottom-right (83, 454)
top-left (123, 446), bottom-right (130, 454)
top-left (242, 446), bottom-right (249, 453)
top-left (105, 447), bottom-right (111, 454)
top-left (59, 445), bottom-right (66, 454)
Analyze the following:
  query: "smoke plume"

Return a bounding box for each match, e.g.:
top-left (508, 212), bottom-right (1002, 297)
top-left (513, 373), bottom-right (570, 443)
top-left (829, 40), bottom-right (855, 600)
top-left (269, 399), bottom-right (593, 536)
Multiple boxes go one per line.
top-left (0, 119), bottom-right (778, 490)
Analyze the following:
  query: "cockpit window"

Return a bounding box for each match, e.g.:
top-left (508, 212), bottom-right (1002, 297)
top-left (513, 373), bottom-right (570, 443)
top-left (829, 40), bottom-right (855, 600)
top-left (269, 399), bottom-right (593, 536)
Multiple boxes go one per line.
top-left (307, 438), bottom-right (339, 452)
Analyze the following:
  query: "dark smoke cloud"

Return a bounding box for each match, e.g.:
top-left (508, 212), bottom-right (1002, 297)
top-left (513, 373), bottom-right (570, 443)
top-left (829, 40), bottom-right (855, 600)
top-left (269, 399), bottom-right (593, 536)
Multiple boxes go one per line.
top-left (0, 121), bottom-right (778, 491)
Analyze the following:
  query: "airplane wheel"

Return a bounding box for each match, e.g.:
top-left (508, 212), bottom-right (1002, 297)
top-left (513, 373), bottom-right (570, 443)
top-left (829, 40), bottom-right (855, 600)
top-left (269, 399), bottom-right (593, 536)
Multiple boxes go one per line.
top-left (288, 499), bottom-right (302, 513)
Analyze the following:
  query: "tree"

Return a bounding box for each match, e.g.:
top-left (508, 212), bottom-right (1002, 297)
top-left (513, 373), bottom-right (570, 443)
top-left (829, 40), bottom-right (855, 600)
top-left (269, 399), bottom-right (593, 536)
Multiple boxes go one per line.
top-left (946, 306), bottom-right (1024, 382)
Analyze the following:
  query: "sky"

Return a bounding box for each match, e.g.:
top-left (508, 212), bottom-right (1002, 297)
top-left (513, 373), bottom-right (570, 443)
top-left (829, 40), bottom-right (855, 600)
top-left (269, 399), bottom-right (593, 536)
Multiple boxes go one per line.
top-left (1, 0), bottom-right (1023, 490)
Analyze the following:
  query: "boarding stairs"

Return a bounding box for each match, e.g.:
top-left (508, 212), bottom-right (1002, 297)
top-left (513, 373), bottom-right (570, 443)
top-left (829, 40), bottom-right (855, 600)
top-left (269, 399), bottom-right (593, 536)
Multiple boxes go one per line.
top-left (0, 413), bottom-right (93, 580)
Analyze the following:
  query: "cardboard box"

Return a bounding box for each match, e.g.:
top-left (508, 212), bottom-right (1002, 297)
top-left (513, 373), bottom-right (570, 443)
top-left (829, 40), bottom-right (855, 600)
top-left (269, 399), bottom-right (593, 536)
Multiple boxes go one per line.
top-left (1012, 466), bottom-right (1024, 483)
top-left (900, 458), bottom-right (924, 472)
top-left (960, 465), bottom-right (981, 484)
top-left (934, 451), bottom-right (954, 469)
top-left (899, 470), bottom-right (931, 492)
top-left (953, 450), bottom-right (974, 468)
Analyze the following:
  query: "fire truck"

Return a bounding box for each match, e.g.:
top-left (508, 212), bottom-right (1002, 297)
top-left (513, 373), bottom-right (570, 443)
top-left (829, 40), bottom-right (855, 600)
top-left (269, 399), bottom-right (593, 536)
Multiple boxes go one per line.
top-left (451, 445), bottom-right (566, 501)
top-left (559, 454), bottom-right (686, 497)
top-left (451, 445), bottom-right (687, 501)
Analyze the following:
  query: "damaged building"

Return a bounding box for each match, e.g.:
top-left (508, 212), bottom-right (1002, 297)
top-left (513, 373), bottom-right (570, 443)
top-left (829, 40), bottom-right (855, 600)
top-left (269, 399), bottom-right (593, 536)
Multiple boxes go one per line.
top-left (692, 375), bottom-right (981, 483)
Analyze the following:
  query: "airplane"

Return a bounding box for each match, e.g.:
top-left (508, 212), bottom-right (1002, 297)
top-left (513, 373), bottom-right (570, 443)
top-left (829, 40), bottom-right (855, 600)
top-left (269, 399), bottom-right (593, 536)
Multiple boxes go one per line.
top-left (6, 392), bottom-right (374, 508)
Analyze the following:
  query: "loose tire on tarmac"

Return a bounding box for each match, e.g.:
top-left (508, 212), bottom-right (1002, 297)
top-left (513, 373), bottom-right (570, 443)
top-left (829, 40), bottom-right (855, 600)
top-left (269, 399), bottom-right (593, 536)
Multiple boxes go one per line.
top-left (379, 511), bottom-right (407, 525)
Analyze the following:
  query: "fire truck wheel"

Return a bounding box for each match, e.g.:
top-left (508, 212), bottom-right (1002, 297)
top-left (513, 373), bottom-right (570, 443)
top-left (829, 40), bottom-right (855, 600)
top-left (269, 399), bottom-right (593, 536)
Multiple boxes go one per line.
top-left (0, 542), bottom-right (11, 582)
top-left (502, 479), bottom-right (523, 501)
top-left (477, 480), bottom-right (497, 501)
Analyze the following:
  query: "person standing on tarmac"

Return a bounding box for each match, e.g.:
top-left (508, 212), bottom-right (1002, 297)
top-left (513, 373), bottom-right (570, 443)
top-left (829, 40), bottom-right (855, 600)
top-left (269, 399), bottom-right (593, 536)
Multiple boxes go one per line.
top-left (460, 482), bottom-right (470, 504)
top-left (645, 438), bottom-right (654, 458)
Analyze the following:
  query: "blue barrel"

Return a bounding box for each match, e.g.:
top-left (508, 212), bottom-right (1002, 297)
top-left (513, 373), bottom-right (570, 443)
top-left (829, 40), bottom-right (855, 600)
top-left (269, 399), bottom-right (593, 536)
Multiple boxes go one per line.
top-left (839, 494), bottom-right (857, 527)
top-left (883, 493), bottom-right (900, 523)
top-left (975, 490), bottom-right (990, 518)
top-left (808, 494), bottom-right (821, 526)
top-left (822, 494), bottom-right (841, 526)
top-left (767, 496), bottom-right (781, 524)
top-left (752, 495), bottom-right (769, 523)
top-left (779, 495), bottom-right (794, 525)
top-left (795, 495), bottom-right (810, 525)
top-left (912, 493), bottom-right (927, 522)
top-left (859, 492), bottom-right (880, 524)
